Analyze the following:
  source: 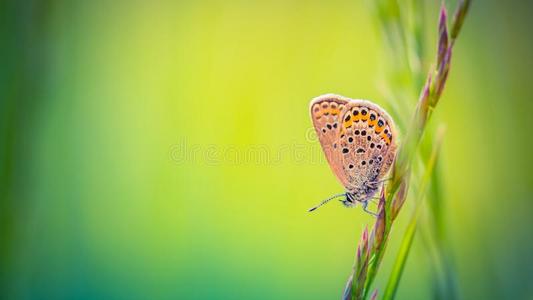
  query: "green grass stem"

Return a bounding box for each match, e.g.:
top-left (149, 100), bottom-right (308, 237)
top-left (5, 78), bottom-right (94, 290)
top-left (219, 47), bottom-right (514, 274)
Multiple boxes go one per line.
top-left (382, 126), bottom-right (446, 300)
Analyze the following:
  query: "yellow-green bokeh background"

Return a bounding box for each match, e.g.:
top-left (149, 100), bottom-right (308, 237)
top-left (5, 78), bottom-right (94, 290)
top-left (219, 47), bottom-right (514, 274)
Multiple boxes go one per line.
top-left (1, 1), bottom-right (532, 299)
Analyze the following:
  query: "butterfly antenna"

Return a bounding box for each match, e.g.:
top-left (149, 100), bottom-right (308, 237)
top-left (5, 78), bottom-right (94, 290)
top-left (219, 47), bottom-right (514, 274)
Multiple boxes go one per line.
top-left (308, 193), bottom-right (345, 212)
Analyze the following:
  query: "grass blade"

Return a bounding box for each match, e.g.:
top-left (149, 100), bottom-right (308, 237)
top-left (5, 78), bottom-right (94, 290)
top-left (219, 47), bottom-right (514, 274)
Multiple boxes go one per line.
top-left (382, 126), bottom-right (446, 300)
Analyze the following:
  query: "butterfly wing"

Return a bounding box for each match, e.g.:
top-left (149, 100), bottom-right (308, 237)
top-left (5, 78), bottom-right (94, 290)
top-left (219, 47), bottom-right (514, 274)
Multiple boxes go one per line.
top-left (337, 100), bottom-right (397, 190)
top-left (310, 94), bottom-right (351, 188)
top-left (310, 94), bottom-right (397, 192)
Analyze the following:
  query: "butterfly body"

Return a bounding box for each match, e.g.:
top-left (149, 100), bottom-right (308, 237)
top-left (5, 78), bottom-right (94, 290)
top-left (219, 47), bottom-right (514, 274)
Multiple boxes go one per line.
top-left (309, 94), bottom-right (397, 214)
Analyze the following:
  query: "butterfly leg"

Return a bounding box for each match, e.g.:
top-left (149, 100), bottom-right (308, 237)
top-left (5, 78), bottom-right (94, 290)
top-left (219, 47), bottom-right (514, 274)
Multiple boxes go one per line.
top-left (368, 196), bottom-right (381, 205)
top-left (368, 177), bottom-right (392, 186)
top-left (361, 201), bottom-right (378, 217)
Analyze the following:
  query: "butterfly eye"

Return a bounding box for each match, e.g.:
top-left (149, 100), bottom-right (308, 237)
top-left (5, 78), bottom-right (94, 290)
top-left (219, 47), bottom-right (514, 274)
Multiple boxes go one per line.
top-left (384, 129), bottom-right (388, 134)
top-left (342, 148), bottom-right (349, 154)
top-left (344, 115), bottom-right (351, 122)
top-left (370, 114), bottom-right (376, 121)
top-left (348, 137), bottom-right (354, 143)
top-left (377, 120), bottom-right (384, 127)
top-left (348, 164), bottom-right (354, 169)
top-left (361, 110), bottom-right (367, 116)
top-left (361, 130), bottom-right (366, 136)
top-left (353, 110), bottom-right (359, 116)
top-left (361, 161), bottom-right (366, 165)
top-left (354, 130), bottom-right (360, 135)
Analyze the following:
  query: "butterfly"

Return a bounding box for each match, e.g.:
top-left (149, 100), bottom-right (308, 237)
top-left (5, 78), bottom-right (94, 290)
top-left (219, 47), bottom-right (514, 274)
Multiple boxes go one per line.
top-left (308, 94), bottom-right (397, 216)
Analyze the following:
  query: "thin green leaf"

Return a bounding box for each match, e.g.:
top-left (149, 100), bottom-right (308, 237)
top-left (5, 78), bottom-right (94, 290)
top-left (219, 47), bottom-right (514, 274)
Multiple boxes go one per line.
top-left (382, 126), bottom-right (446, 300)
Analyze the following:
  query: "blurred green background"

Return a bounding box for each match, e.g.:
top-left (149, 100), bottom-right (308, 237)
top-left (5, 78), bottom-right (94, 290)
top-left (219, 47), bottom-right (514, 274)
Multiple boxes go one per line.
top-left (1, 0), bottom-right (532, 299)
